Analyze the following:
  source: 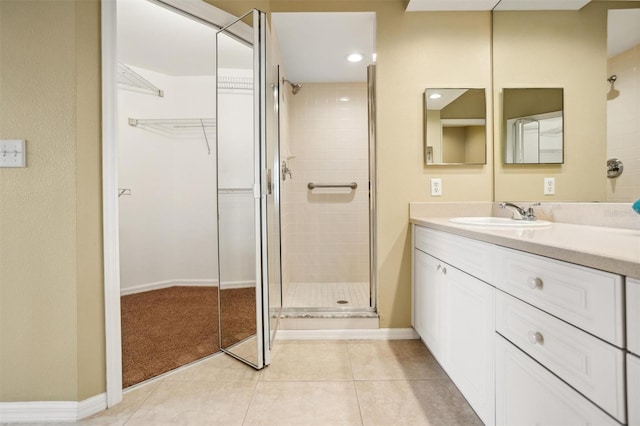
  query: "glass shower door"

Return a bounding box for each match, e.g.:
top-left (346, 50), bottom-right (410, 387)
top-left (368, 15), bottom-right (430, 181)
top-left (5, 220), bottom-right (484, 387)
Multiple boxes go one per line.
top-left (216, 9), bottom-right (273, 368)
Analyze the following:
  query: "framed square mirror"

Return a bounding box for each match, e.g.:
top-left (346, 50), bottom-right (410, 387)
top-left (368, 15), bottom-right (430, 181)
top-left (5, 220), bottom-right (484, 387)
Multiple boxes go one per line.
top-left (503, 88), bottom-right (564, 164)
top-left (424, 88), bottom-right (487, 166)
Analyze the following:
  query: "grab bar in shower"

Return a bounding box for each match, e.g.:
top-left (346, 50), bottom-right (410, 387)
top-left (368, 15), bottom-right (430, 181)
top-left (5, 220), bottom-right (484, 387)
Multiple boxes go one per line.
top-left (307, 182), bottom-right (357, 190)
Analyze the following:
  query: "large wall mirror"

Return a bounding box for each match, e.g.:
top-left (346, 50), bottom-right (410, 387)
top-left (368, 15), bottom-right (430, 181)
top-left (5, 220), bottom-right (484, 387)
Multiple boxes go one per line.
top-left (503, 88), bottom-right (564, 164)
top-left (424, 88), bottom-right (487, 165)
top-left (492, 2), bottom-right (640, 202)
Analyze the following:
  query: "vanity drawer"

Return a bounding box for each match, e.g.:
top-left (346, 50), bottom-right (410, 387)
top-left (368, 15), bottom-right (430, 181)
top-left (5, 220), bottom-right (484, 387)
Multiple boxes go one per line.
top-left (495, 334), bottom-right (619, 426)
top-left (414, 226), bottom-right (492, 283)
top-left (493, 246), bottom-right (624, 346)
top-left (627, 277), bottom-right (640, 356)
top-left (496, 290), bottom-right (626, 423)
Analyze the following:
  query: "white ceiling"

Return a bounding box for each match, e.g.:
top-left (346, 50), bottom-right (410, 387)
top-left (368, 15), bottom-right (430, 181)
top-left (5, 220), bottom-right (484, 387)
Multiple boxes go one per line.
top-left (118, 0), bottom-right (638, 79)
top-left (271, 12), bottom-right (376, 83)
top-left (425, 89), bottom-right (469, 110)
top-left (608, 9), bottom-right (640, 57)
top-left (406, 0), bottom-right (498, 11)
top-left (406, 0), bottom-right (592, 11)
top-left (118, 0), bottom-right (252, 76)
top-left (493, 0), bottom-right (592, 10)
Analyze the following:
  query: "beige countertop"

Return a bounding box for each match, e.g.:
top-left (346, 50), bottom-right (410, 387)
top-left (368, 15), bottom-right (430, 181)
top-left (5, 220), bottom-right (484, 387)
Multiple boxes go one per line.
top-left (411, 216), bottom-right (640, 279)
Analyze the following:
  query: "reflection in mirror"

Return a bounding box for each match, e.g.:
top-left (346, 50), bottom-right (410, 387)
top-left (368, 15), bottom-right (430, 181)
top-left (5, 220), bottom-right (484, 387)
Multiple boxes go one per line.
top-left (216, 17), bottom-right (258, 367)
top-left (424, 88), bottom-right (486, 165)
top-left (503, 88), bottom-right (564, 164)
top-left (606, 8), bottom-right (640, 202)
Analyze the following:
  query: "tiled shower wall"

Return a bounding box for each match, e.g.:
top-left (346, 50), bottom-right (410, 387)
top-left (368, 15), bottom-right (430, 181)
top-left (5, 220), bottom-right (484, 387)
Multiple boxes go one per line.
top-left (281, 83), bottom-right (370, 285)
top-left (607, 43), bottom-right (640, 202)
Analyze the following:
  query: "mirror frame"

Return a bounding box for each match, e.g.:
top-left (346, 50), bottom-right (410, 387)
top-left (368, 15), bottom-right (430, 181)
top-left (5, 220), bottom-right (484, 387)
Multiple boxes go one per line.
top-left (502, 87), bottom-right (565, 165)
top-left (424, 88), bottom-right (488, 166)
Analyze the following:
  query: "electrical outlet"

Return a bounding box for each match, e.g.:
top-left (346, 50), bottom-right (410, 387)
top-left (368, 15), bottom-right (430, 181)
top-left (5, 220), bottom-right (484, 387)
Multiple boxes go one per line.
top-left (544, 177), bottom-right (555, 195)
top-left (431, 178), bottom-right (442, 196)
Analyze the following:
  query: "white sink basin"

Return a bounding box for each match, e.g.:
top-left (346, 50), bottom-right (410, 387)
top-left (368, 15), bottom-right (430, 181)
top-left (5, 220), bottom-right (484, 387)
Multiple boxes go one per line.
top-left (449, 217), bottom-right (551, 227)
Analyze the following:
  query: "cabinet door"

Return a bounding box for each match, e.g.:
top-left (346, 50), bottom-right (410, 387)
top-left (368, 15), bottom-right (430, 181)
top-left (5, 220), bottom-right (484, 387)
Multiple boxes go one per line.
top-left (629, 353), bottom-right (640, 426)
top-left (443, 264), bottom-right (495, 426)
top-left (627, 277), bottom-right (640, 356)
top-left (496, 335), bottom-right (617, 426)
top-left (413, 249), bottom-right (444, 362)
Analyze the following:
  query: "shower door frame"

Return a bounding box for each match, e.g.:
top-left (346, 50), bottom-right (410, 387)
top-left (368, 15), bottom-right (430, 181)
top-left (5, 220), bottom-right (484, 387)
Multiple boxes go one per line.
top-left (281, 63), bottom-right (378, 315)
top-left (368, 64), bottom-right (378, 313)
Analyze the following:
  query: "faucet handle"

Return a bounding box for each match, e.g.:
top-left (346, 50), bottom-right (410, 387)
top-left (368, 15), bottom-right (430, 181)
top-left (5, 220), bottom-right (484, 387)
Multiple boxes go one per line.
top-left (525, 203), bottom-right (540, 220)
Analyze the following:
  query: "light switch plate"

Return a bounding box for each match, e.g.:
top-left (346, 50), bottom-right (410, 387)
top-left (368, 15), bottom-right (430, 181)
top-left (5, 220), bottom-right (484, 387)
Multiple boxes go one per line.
top-left (0, 140), bottom-right (26, 168)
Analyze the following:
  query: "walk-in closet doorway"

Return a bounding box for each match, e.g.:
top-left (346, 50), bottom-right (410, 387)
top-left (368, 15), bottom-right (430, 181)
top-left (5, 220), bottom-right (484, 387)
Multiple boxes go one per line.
top-left (102, 0), bottom-right (280, 408)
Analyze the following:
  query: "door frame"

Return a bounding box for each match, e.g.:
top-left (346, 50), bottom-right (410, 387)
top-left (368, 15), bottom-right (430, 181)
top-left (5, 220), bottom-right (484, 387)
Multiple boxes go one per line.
top-left (214, 9), bottom-right (271, 369)
top-left (101, 0), bottom-right (252, 408)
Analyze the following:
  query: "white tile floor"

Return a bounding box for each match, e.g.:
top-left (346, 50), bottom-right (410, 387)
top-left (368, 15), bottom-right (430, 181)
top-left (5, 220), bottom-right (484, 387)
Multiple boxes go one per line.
top-left (82, 339), bottom-right (482, 425)
top-left (283, 282), bottom-right (370, 309)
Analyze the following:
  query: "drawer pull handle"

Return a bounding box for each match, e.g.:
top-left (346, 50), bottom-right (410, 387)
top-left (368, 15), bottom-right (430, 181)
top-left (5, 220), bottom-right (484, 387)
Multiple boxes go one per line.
top-left (436, 264), bottom-right (447, 275)
top-left (528, 331), bottom-right (544, 345)
top-left (527, 277), bottom-right (543, 290)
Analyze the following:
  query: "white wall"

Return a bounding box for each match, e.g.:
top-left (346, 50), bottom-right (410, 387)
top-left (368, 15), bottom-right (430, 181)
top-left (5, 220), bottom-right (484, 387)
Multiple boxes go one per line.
top-left (216, 75), bottom-right (257, 288)
top-left (118, 67), bottom-right (218, 292)
top-left (607, 43), bottom-right (640, 202)
top-left (118, 66), bottom-right (257, 293)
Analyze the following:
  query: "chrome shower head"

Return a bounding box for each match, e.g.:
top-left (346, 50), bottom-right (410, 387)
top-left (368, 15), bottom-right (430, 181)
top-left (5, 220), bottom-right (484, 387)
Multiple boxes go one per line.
top-left (282, 78), bottom-right (302, 95)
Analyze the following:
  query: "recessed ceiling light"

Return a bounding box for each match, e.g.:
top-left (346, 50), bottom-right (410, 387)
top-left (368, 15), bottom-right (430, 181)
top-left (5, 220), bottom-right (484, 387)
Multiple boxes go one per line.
top-left (339, 97), bottom-right (350, 102)
top-left (347, 53), bottom-right (364, 63)
top-left (429, 93), bottom-right (442, 99)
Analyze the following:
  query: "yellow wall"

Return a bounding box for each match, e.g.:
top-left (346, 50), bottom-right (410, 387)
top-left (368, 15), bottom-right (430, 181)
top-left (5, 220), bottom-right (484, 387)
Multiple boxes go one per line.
top-left (0, 0), bottom-right (104, 401)
top-left (267, 1), bottom-right (494, 328)
top-left (493, 4), bottom-right (608, 201)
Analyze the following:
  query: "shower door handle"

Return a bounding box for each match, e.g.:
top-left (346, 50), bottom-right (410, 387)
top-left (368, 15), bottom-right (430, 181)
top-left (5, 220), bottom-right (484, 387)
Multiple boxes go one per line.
top-left (266, 168), bottom-right (272, 195)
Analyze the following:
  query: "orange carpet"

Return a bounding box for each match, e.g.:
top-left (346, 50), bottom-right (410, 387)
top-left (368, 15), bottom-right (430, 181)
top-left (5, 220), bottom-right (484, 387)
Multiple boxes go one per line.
top-left (121, 286), bottom-right (254, 388)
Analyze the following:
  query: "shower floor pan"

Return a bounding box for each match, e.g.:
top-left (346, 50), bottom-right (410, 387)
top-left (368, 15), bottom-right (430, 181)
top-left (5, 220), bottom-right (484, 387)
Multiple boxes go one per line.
top-left (283, 281), bottom-right (371, 310)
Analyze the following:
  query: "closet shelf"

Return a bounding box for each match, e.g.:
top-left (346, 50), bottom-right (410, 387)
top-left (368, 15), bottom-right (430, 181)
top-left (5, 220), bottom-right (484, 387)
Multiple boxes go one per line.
top-left (128, 118), bottom-right (216, 137)
top-left (218, 75), bottom-right (253, 91)
top-left (118, 63), bottom-right (164, 97)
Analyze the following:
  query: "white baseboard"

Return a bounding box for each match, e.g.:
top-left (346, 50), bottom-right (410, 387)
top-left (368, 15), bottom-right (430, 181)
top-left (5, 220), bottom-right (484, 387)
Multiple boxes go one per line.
top-left (120, 279), bottom-right (217, 295)
top-left (220, 280), bottom-right (256, 290)
top-left (120, 279), bottom-right (256, 295)
top-left (275, 327), bottom-right (419, 340)
top-left (0, 392), bottom-right (107, 422)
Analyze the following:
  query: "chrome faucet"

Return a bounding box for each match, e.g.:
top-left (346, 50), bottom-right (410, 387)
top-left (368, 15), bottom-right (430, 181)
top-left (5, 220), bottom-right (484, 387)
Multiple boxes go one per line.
top-left (499, 202), bottom-right (540, 221)
top-left (281, 160), bottom-right (292, 181)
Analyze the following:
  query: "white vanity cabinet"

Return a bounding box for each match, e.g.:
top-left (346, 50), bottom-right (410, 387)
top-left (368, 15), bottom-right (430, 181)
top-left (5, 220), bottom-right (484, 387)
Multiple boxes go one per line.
top-left (442, 260), bottom-right (494, 426)
top-left (412, 223), bottom-right (631, 426)
top-left (494, 245), bottom-right (625, 424)
top-left (495, 334), bottom-right (618, 426)
top-left (628, 277), bottom-right (640, 425)
top-left (413, 226), bottom-right (495, 425)
top-left (413, 249), bottom-right (444, 360)
top-left (629, 353), bottom-right (640, 426)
